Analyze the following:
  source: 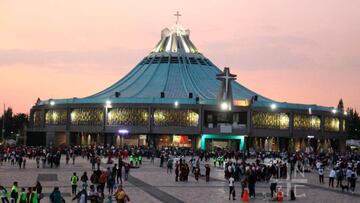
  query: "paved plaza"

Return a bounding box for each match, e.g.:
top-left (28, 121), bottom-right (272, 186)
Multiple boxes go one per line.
top-left (0, 157), bottom-right (359, 203)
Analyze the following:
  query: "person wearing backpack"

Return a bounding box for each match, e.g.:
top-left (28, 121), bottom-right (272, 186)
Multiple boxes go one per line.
top-left (80, 172), bottom-right (89, 190)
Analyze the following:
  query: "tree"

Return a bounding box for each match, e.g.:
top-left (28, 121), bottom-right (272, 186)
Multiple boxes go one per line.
top-left (0, 108), bottom-right (29, 140)
top-left (3, 108), bottom-right (14, 138)
top-left (347, 108), bottom-right (360, 139)
top-left (13, 113), bottom-right (29, 133)
top-left (337, 99), bottom-right (344, 112)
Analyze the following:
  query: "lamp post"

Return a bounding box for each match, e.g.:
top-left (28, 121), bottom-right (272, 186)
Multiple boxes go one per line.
top-left (118, 129), bottom-right (129, 148)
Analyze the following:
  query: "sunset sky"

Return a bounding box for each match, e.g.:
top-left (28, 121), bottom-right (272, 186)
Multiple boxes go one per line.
top-left (0, 0), bottom-right (359, 113)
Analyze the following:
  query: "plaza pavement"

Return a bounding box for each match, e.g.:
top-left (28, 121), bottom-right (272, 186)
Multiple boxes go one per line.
top-left (0, 157), bottom-right (359, 203)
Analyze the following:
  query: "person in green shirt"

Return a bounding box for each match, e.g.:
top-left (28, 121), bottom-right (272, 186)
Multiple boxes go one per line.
top-left (32, 187), bottom-right (38, 203)
top-left (138, 155), bottom-right (142, 165)
top-left (10, 182), bottom-right (18, 203)
top-left (70, 172), bottom-right (79, 196)
top-left (19, 188), bottom-right (26, 203)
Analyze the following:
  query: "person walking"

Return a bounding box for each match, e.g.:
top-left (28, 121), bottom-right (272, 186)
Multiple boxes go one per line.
top-left (115, 185), bottom-right (130, 203)
top-left (49, 187), bottom-right (63, 203)
top-left (124, 163), bottom-right (130, 181)
top-left (70, 172), bottom-right (79, 196)
top-left (0, 185), bottom-right (10, 203)
top-left (228, 175), bottom-right (235, 200)
top-left (10, 182), bottom-right (19, 203)
top-left (80, 172), bottom-right (89, 190)
top-left (107, 173), bottom-right (115, 195)
top-left (72, 188), bottom-right (87, 203)
top-left (329, 168), bottom-right (336, 188)
top-left (318, 166), bottom-right (324, 184)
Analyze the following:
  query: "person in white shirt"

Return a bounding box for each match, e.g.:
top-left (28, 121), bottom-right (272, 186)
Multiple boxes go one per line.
top-left (228, 176), bottom-right (235, 200)
top-left (329, 168), bottom-right (336, 188)
top-left (316, 161), bottom-right (321, 170)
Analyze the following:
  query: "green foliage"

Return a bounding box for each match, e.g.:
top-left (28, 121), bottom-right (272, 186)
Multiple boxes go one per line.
top-left (347, 108), bottom-right (360, 139)
top-left (0, 108), bottom-right (29, 140)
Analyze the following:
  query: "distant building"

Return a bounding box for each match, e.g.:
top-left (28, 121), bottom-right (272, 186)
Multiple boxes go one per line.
top-left (27, 20), bottom-right (347, 152)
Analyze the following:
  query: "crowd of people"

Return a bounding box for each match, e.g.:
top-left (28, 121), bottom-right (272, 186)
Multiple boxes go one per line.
top-left (0, 144), bottom-right (359, 202)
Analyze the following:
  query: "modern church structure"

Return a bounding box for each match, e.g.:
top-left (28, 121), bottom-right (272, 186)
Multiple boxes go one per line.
top-left (27, 17), bottom-right (348, 152)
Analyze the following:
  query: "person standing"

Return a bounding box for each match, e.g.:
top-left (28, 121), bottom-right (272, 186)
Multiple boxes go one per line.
top-left (19, 188), bottom-right (26, 203)
top-left (228, 175), bottom-right (235, 200)
top-left (72, 153), bottom-right (76, 165)
top-left (35, 155), bottom-right (40, 169)
top-left (205, 164), bottom-right (210, 182)
top-left (349, 172), bottom-right (357, 193)
top-left (70, 172), bottom-right (79, 196)
top-left (270, 175), bottom-right (277, 199)
top-left (10, 182), bottom-right (19, 203)
top-left (26, 187), bottom-right (34, 203)
top-left (336, 168), bottom-right (343, 188)
top-left (36, 182), bottom-right (43, 203)
top-left (318, 166), bottom-right (324, 184)
top-left (167, 159), bottom-right (173, 174)
top-left (117, 163), bottom-right (123, 184)
top-left (248, 170), bottom-right (257, 199)
top-left (175, 162), bottom-right (179, 182)
top-left (346, 167), bottom-right (353, 187)
top-left (32, 187), bottom-right (39, 203)
top-left (329, 168), bottom-right (336, 188)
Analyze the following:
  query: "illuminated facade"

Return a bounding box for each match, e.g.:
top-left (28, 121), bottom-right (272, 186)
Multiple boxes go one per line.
top-left (27, 20), bottom-right (347, 151)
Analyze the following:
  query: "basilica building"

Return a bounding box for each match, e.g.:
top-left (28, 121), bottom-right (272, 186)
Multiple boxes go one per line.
top-left (27, 17), bottom-right (347, 152)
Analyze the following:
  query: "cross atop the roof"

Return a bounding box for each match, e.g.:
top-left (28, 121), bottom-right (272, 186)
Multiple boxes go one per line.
top-left (174, 11), bottom-right (181, 25)
top-left (216, 67), bottom-right (237, 94)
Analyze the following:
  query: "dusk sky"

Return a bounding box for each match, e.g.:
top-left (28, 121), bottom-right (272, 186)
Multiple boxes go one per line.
top-left (0, 0), bottom-right (359, 113)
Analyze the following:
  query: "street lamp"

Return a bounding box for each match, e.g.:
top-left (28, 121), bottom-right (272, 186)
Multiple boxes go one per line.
top-left (220, 102), bottom-right (228, 111)
top-left (270, 103), bottom-right (277, 110)
top-left (49, 100), bottom-right (55, 106)
top-left (331, 109), bottom-right (337, 114)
